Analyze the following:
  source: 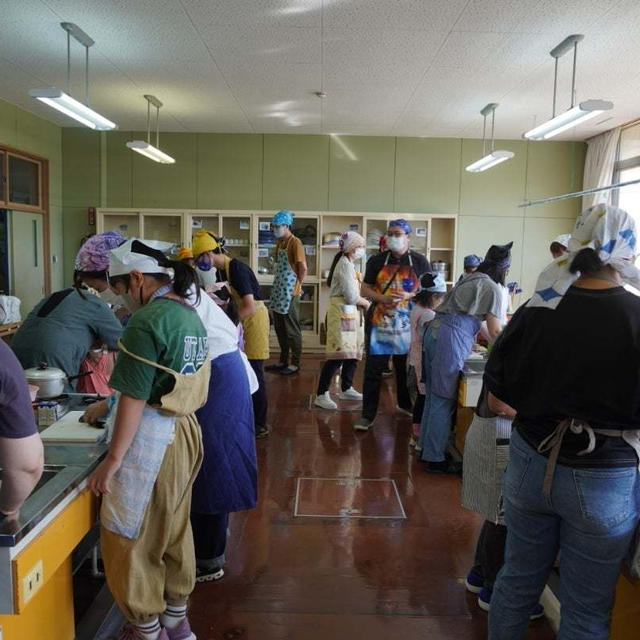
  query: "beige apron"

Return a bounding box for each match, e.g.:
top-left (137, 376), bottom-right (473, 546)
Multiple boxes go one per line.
top-left (325, 296), bottom-right (365, 360)
top-left (100, 341), bottom-right (210, 539)
top-left (223, 255), bottom-right (270, 360)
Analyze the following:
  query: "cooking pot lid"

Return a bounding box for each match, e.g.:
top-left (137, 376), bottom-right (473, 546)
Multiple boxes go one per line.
top-left (24, 363), bottom-right (67, 380)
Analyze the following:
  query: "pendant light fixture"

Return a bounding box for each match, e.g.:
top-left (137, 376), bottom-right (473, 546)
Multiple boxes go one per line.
top-left (465, 103), bottom-right (514, 173)
top-left (126, 95), bottom-right (175, 164)
top-left (524, 35), bottom-right (613, 140)
top-left (29, 23), bottom-right (116, 130)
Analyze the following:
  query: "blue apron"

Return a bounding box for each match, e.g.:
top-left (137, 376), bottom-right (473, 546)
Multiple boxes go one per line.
top-left (424, 313), bottom-right (482, 399)
top-left (191, 349), bottom-right (258, 515)
top-left (269, 239), bottom-right (297, 315)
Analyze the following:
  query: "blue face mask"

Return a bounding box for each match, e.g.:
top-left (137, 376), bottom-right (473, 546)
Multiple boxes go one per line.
top-left (196, 257), bottom-right (213, 271)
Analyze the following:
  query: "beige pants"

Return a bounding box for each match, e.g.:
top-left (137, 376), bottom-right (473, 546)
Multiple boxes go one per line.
top-left (101, 415), bottom-right (203, 623)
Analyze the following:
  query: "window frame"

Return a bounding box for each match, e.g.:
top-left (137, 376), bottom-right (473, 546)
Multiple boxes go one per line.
top-left (613, 122), bottom-right (640, 207)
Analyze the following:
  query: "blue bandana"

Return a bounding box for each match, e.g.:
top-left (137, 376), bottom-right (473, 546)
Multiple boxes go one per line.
top-left (464, 254), bottom-right (482, 268)
top-left (388, 218), bottom-right (412, 235)
top-left (272, 210), bottom-right (294, 226)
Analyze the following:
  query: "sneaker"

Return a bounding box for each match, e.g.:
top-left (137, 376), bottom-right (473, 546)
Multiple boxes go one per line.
top-left (353, 418), bottom-right (372, 431)
top-left (112, 626), bottom-right (170, 640)
top-left (395, 405), bottom-right (413, 417)
top-left (423, 459), bottom-right (462, 475)
top-left (196, 565), bottom-right (224, 582)
top-left (256, 425), bottom-right (270, 438)
top-left (265, 363), bottom-right (287, 372)
top-left (314, 392), bottom-right (338, 410)
top-left (163, 617), bottom-right (196, 640)
top-left (465, 568), bottom-right (484, 594)
top-left (338, 387), bottom-right (363, 401)
top-left (280, 365), bottom-right (299, 376)
top-left (477, 586), bottom-right (545, 620)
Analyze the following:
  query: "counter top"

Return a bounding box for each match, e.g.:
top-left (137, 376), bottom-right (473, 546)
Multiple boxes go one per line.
top-left (0, 441), bottom-right (107, 547)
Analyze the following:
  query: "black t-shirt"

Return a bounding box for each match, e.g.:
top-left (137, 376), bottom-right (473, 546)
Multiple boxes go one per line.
top-left (363, 250), bottom-right (429, 287)
top-left (485, 285), bottom-right (640, 467)
top-left (224, 260), bottom-right (264, 300)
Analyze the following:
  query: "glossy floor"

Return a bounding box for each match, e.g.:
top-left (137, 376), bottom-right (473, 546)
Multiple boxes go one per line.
top-left (189, 356), bottom-right (555, 639)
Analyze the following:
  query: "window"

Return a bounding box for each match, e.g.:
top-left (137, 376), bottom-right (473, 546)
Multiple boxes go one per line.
top-left (614, 123), bottom-right (640, 222)
top-left (8, 154), bottom-right (42, 209)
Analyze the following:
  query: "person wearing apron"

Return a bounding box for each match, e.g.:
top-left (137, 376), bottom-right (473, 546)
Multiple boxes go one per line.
top-left (265, 210), bottom-right (308, 376)
top-left (192, 230), bottom-right (270, 437)
top-left (419, 242), bottom-right (511, 474)
top-left (354, 219), bottom-right (429, 431)
top-left (87, 239), bottom-right (209, 640)
top-left (314, 231), bottom-right (370, 410)
top-left (485, 205), bottom-right (640, 640)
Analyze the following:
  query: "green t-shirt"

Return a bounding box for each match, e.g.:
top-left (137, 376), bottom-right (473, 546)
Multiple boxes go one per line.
top-left (110, 298), bottom-right (207, 405)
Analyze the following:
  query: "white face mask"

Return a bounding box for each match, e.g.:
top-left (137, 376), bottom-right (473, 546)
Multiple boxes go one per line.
top-left (98, 287), bottom-right (124, 309)
top-left (273, 226), bottom-right (286, 239)
top-left (196, 265), bottom-right (218, 287)
top-left (386, 235), bottom-right (407, 253)
top-left (353, 247), bottom-right (366, 260)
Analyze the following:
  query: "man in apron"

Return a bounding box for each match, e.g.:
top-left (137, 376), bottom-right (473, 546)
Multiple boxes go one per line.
top-left (265, 210), bottom-right (308, 376)
top-left (354, 219), bottom-right (429, 431)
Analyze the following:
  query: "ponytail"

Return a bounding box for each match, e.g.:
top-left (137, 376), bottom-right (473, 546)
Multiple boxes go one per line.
top-left (569, 248), bottom-right (603, 276)
top-left (327, 251), bottom-right (344, 286)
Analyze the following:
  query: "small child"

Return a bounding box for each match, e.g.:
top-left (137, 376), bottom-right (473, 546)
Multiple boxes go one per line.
top-left (407, 272), bottom-right (447, 447)
top-left (77, 343), bottom-right (117, 396)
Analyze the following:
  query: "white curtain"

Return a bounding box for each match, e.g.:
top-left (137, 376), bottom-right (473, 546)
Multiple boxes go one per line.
top-left (582, 128), bottom-right (621, 209)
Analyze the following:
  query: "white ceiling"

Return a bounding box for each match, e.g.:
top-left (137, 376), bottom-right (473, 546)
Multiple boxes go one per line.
top-left (2, 0), bottom-right (639, 140)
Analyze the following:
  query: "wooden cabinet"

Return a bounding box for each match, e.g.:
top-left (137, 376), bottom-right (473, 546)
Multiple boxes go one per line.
top-left (97, 209), bottom-right (457, 352)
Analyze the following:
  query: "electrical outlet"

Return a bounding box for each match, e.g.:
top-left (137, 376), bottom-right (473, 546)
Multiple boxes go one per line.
top-left (22, 560), bottom-right (43, 605)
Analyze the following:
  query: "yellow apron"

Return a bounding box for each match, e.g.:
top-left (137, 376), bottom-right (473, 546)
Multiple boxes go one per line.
top-left (223, 255), bottom-right (270, 360)
top-left (326, 296), bottom-right (364, 360)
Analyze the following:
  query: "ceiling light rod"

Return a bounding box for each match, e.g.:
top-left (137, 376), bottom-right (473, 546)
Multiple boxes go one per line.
top-left (29, 23), bottom-right (116, 130)
top-left (524, 34), bottom-right (612, 140)
top-left (519, 177), bottom-right (640, 208)
top-left (466, 103), bottom-right (514, 173)
top-left (126, 95), bottom-right (175, 164)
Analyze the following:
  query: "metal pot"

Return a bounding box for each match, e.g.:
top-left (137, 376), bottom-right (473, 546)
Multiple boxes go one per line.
top-left (24, 363), bottom-right (67, 399)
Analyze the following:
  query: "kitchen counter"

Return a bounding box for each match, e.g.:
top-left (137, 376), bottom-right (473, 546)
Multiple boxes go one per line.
top-left (0, 441), bottom-right (107, 547)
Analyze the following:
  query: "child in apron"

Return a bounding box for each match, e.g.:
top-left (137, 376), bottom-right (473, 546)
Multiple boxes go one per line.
top-left (88, 239), bottom-right (210, 640)
top-left (315, 231), bottom-right (370, 410)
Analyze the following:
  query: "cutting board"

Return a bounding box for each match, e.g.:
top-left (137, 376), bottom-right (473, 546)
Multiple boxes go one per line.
top-left (40, 411), bottom-right (106, 443)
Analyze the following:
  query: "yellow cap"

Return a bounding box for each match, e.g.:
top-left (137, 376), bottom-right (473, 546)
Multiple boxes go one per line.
top-left (191, 230), bottom-right (220, 257)
top-left (177, 246), bottom-right (193, 261)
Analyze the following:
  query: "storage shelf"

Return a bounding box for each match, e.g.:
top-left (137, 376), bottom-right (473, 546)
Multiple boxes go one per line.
top-left (321, 244), bottom-right (340, 249)
top-left (431, 247), bottom-right (455, 251)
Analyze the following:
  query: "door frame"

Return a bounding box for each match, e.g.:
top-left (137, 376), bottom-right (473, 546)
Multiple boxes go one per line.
top-left (0, 144), bottom-right (50, 295)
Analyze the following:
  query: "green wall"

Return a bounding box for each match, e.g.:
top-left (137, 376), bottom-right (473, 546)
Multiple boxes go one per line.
top-left (61, 129), bottom-right (585, 297)
top-left (0, 99), bottom-right (63, 291)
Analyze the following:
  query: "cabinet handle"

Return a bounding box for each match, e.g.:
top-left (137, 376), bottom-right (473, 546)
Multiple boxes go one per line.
top-left (33, 219), bottom-right (38, 268)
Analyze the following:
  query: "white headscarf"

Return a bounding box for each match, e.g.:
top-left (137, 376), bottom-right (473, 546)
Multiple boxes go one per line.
top-left (529, 204), bottom-right (640, 309)
top-left (109, 238), bottom-right (175, 277)
top-left (339, 230), bottom-right (365, 253)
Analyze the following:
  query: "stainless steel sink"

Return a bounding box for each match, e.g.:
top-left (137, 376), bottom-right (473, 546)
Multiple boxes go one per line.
top-left (32, 464), bottom-right (67, 493)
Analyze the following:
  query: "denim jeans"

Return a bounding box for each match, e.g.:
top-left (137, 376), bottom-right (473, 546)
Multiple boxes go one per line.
top-left (418, 329), bottom-right (456, 462)
top-left (489, 430), bottom-right (640, 640)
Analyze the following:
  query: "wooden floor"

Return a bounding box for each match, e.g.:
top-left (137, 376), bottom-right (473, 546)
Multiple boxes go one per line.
top-left (189, 355), bottom-right (555, 639)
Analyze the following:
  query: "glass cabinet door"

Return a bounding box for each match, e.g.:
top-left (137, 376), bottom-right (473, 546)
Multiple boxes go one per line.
top-left (8, 154), bottom-right (41, 209)
top-left (256, 216), bottom-right (277, 277)
top-left (299, 284), bottom-right (316, 332)
top-left (191, 215), bottom-right (219, 240)
top-left (291, 216), bottom-right (318, 278)
top-left (142, 215), bottom-right (182, 247)
top-left (221, 215), bottom-right (251, 266)
top-left (102, 213), bottom-right (140, 238)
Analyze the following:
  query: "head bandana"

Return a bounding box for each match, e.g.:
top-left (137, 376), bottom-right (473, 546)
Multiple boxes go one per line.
top-left (420, 272), bottom-right (447, 293)
top-left (177, 246), bottom-right (193, 261)
top-left (191, 230), bottom-right (222, 257)
top-left (464, 254), bottom-right (482, 268)
top-left (530, 204), bottom-right (640, 310)
top-left (75, 230), bottom-right (126, 272)
top-left (483, 242), bottom-right (513, 270)
top-left (109, 238), bottom-right (175, 278)
top-left (552, 234), bottom-right (571, 249)
top-left (339, 231), bottom-right (365, 253)
top-left (388, 219), bottom-right (412, 235)
top-left (272, 210), bottom-right (294, 227)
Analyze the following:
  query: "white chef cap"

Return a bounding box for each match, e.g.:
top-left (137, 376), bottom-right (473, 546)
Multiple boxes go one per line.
top-left (109, 238), bottom-right (175, 277)
top-left (552, 234), bottom-right (571, 248)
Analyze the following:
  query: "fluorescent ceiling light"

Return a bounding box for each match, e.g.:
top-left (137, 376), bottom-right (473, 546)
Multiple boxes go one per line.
top-left (30, 88), bottom-right (116, 130)
top-left (524, 100), bottom-right (613, 140)
top-left (466, 150), bottom-right (514, 173)
top-left (126, 140), bottom-right (175, 164)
